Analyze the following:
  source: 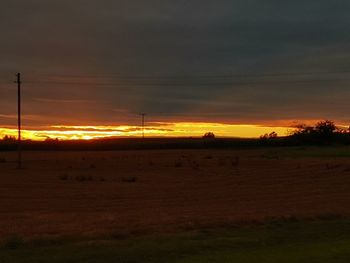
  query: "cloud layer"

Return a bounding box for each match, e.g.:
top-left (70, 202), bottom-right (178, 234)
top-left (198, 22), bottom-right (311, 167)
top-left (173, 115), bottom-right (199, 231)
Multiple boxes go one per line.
top-left (1, 0), bottom-right (350, 128)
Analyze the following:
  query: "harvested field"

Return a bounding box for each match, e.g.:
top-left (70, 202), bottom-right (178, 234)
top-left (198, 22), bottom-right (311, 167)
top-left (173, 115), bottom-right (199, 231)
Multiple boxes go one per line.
top-left (0, 147), bottom-right (350, 240)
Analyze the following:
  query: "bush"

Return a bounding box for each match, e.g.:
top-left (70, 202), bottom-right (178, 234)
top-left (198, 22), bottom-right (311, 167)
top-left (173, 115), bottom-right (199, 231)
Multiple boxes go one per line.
top-left (260, 132), bottom-right (278, 140)
top-left (203, 132), bottom-right (215, 139)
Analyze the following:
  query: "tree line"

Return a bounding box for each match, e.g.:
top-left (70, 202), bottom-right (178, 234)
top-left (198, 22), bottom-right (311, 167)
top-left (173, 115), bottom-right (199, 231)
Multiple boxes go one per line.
top-left (260, 120), bottom-right (350, 145)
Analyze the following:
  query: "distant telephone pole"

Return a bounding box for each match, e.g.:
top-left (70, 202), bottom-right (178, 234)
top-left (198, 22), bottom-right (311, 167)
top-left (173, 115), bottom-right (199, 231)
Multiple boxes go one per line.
top-left (15, 73), bottom-right (22, 169)
top-left (140, 113), bottom-right (146, 139)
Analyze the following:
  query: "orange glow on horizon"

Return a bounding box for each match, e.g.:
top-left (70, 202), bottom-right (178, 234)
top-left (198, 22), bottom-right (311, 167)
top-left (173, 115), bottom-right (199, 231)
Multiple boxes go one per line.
top-left (0, 122), bottom-right (293, 141)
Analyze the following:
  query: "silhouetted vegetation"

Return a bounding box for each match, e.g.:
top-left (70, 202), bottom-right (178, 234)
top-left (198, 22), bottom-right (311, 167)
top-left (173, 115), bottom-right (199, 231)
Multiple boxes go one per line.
top-left (1, 120), bottom-right (350, 151)
top-left (203, 132), bottom-right (215, 139)
top-left (0, 137), bottom-right (262, 151)
top-left (260, 131), bottom-right (278, 140)
top-left (2, 135), bottom-right (16, 142)
top-left (288, 120), bottom-right (349, 145)
top-left (256, 120), bottom-right (350, 146)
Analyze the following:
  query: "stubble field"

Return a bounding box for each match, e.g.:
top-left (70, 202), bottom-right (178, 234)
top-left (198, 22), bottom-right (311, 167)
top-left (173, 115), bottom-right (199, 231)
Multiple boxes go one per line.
top-left (1, 147), bottom-right (350, 242)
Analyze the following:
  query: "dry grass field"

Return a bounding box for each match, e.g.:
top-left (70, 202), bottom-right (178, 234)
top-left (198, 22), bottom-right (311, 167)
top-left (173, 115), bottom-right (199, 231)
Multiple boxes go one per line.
top-left (0, 147), bottom-right (350, 242)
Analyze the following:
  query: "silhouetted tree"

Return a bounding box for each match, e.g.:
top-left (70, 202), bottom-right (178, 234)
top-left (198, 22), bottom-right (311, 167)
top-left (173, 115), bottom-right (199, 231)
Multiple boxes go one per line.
top-left (293, 124), bottom-right (315, 135)
top-left (260, 131), bottom-right (278, 140)
top-left (2, 135), bottom-right (16, 142)
top-left (315, 120), bottom-right (336, 137)
top-left (203, 132), bottom-right (215, 139)
top-left (290, 120), bottom-right (338, 144)
top-left (269, 131), bottom-right (278, 138)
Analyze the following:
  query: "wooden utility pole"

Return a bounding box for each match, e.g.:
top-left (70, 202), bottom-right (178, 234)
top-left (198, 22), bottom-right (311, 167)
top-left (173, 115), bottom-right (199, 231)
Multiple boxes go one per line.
top-left (15, 73), bottom-right (22, 169)
top-left (141, 113), bottom-right (146, 139)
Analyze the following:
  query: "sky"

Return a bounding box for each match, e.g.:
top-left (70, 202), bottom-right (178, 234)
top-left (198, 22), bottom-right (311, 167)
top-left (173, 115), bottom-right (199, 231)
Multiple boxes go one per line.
top-left (1, 1), bottom-right (350, 139)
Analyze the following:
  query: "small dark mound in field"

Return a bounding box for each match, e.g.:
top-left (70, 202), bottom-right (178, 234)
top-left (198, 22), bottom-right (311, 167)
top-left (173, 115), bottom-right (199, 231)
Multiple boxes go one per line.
top-left (110, 230), bottom-right (130, 240)
top-left (231, 156), bottom-right (240, 167)
top-left (75, 175), bottom-right (93, 182)
top-left (175, 160), bottom-right (183, 168)
top-left (3, 236), bottom-right (24, 250)
top-left (58, 174), bottom-right (69, 181)
top-left (218, 159), bottom-right (226, 166)
top-left (122, 176), bottom-right (137, 183)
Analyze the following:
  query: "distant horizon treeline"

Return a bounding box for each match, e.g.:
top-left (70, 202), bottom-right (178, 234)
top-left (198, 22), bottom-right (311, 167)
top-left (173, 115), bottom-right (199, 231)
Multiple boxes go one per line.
top-left (260, 120), bottom-right (350, 145)
top-left (1, 120), bottom-right (350, 151)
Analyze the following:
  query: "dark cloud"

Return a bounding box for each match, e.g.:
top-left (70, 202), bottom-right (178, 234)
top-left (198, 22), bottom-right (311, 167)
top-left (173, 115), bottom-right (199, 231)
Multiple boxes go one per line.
top-left (1, 0), bottom-right (350, 127)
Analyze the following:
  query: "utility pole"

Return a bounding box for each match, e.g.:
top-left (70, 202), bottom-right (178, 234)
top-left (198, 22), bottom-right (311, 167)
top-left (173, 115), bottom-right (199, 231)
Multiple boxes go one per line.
top-left (140, 113), bottom-right (146, 139)
top-left (15, 73), bottom-right (22, 169)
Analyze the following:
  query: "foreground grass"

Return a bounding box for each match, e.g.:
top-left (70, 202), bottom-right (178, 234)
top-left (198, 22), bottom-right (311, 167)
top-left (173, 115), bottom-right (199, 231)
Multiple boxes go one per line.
top-left (1, 219), bottom-right (350, 263)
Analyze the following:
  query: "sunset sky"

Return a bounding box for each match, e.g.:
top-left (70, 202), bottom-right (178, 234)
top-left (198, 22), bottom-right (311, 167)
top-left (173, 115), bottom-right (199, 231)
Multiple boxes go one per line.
top-left (1, 1), bottom-right (350, 139)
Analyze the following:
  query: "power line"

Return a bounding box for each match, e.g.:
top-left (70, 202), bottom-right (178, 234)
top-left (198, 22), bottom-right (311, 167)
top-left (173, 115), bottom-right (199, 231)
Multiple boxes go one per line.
top-left (21, 69), bottom-right (350, 79)
top-left (17, 70), bottom-right (350, 87)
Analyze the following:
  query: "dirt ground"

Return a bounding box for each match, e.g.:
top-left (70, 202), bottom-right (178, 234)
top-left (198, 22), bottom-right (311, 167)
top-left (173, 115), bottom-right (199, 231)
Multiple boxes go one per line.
top-left (0, 148), bottom-right (350, 240)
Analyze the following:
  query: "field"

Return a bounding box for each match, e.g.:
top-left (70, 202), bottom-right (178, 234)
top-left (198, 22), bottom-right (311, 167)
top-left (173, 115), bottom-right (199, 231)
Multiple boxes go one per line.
top-left (2, 219), bottom-right (350, 263)
top-left (1, 146), bottom-right (350, 261)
